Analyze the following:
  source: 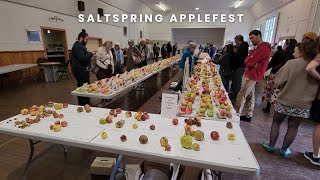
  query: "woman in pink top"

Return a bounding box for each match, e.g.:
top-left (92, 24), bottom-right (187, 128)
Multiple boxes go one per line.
top-left (304, 36), bottom-right (320, 166)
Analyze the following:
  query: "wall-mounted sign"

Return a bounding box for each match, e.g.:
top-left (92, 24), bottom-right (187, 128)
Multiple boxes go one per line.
top-left (49, 16), bottom-right (64, 22)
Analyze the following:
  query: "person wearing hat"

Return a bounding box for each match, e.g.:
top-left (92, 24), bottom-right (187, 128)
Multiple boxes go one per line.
top-left (114, 42), bottom-right (124, 75)
top-left (302, 32), bottom-right (318, 43)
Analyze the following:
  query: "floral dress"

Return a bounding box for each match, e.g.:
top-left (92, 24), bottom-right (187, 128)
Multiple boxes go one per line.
top-left (262, 73), bottom-right (279, 104)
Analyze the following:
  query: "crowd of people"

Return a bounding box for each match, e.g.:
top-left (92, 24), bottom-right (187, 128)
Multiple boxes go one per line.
top-left (212, 30), bottom-right (320, 165)
top-left (70, 28), bottom-right (320, 166)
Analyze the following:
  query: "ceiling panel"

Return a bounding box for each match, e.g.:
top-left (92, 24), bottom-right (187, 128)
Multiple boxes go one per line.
top-left (137, 0), bottom-right (258, 12)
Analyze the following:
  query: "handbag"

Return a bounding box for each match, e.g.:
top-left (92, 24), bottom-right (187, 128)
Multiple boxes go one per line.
top-left (132, 52), bottom-right (141, 64)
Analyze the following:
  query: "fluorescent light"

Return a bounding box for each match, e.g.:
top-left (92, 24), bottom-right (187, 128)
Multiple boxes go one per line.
top-left (235, 0), bottom-right (242, 8)
top-left (195, 8), bottom-right (200, 10)
top-left (47, 30), bottom-right (50, 34)
top-left (157, 3), bottom-right (166, 11)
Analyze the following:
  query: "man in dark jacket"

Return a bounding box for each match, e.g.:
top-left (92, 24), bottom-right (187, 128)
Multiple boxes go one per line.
top-left (230, 35), bottom-right (249, 100)
top-left (167, 41), bottom-right (173, 57)
top-left (71, 29), bottom-right (93, 106)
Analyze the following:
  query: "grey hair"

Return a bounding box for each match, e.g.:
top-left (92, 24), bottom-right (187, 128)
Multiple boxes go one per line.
top-left (128, 39), bottom-right (134, 44)
top-left (188, 42), bottom-right (197, 48)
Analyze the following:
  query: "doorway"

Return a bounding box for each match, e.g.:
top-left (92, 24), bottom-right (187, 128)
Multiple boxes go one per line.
top-left (41, 27), bottom-right (68, 63)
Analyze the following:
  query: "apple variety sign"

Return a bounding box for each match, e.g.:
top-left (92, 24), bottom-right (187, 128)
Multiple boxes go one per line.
top-left (161, 92), bottom-right (179, 119)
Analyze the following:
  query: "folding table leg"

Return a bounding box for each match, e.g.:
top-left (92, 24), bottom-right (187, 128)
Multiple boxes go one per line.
top-left (60, 145), bottom-right (68, 160)
top-left (109, 154), bottom-right (123, 180)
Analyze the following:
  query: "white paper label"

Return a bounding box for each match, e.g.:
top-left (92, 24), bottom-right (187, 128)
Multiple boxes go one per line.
top-left (161, 92), bottom-right (179, 119)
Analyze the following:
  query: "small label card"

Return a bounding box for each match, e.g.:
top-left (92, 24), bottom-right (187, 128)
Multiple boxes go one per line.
top-left (161, 91), bottom-right (179, 119)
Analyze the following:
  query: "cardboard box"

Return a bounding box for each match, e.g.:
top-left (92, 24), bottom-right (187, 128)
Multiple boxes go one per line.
top-left (90, 157), bottom-right (116, 175)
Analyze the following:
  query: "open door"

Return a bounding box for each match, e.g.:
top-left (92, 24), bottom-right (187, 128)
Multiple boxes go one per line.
top-left (41, 26), bottom-right (68, 63)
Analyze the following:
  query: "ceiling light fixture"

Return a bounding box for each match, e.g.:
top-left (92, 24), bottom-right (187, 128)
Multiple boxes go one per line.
top-left (47, 30), bottom-right (51, 34)
top-left (195, 8), bottom-right (200, 10)
top-left (235, 0), bottom-right (242, 8)
top-left (157, 3), bottom-right (167, 11)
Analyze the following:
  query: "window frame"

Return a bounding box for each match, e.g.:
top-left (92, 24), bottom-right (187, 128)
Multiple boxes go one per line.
top-left (264, 16), bottom-right (277, 44)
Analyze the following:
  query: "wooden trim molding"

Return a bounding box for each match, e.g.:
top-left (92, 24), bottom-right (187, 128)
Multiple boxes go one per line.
top-left (0, 50), bottom-right (45, 53)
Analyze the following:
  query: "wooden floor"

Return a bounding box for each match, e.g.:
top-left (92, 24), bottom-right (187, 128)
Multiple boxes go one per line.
top-left (0, 64), bottom-right (319, 180)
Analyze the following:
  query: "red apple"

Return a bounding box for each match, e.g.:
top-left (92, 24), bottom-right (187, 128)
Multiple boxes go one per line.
top-left (211, 131), bottom-right (220, 140)
top-left (143, 112), bottom-right (150, 119)
top-left (61, 121), bottom-right (68, 127)
top-left (106, 116), bottom-right (113, 123)
top-left (224, 101), bottom-right (228, 106)
top-left (165, 145), bottom-right (171, 151)
top-left (172, 118), bottom-right (179, 125)
top-left (189, 97), bottom-right (195, 103)
top-left (63, 103), bottom-right (68, 108)
top-left (186, 107), bottom-right (193, 115)
top-left (50, 125), bottom-right (54, 130)
top-left (219, 99), bottom-right (225, 105)
top-left (54, 120), bottom-right (60, 125)
top-left (180, 106), bottom-right (187, 112)
top-left (58, 114), bottom-right (64, 119)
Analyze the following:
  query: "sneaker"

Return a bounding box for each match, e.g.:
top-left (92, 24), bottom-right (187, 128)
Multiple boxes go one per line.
top-left (304, 151), bottom-right (320, 166)
top-left (262, 142), bottom-right (275, 153)
top-left (240, 116), bottom-right (252, 122)
top-left (280, 148), bottom-right (291, 157)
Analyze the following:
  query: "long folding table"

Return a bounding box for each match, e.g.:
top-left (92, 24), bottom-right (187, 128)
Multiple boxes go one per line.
top-left (0, 64), bottom-right (38, 84)
top-left (0, 104), bottom-right (259, 180)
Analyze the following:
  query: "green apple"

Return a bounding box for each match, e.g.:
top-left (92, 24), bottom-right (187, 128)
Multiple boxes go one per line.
top-left (185, 92), bottom-right (192, 97)
top-left (220, 104), bottom-right (226, 109)
top-left (207, 110), bottom-right (214, 117)
top-left (187, 102), bottom-right (193, 107)
top-left (207, 104), bottom-right (214, 110)
top-left (199, 107), bottom-right (206, 114)
top-left (180, 135), bottom-right (193, 149)
top-left (206, 99), bottom-right (212, 104)
top-left (190, 93), bottom-right (196, 99)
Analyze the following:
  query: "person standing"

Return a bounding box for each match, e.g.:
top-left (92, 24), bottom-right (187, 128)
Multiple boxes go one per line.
top-left (167, 41), bottom-right (173, 58)
top-left (262, 42), bottom-right (318, 157)
top-left (173, 43), bottom-right (178, 56)
top-left (230, 35), bottom-right (249, 101)
top-left (302, 32), bottom-right (318, 43)
top-left (126, 40), bottom-right (141, 71)
top-left (161, 44), bottom-right (167, 60)
top-left (114, 42), bottom-right (124, 75)
top-left (214, 44), bottom-right (234, 92)
top-left (135, 39), bottom-right (148, 67)
top-left (94, 41), bottom-right (114, 80)
top-left (71, 29), bottom-right (93, 106)
top-left (154, 42), bottom-right (160, 62)
top-left (235, 30), bottom-right (271, 122)
top-left (304, 36), bottom-right (320, 166)
top-left (262, 39), bottom-right (297, 113)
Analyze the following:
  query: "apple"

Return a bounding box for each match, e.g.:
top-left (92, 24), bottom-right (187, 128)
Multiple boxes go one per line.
top-left (160, 137), bottom-right (169, 147)
top-left (58, 114), bottom-right (64, 119)
top-left (180, 106), bottom-right (187, 112)
top-left (30, 110), bottom-right (38, 116)
top-left (200, 102), bottom-right (207, 108)
top-left (181, 100), bottom-right (187, 107)
top-left (207, 104), bottom-right (214, 110)
top-left (172, 118), bottom-right (179, 125)
top-left (106, 116), bottom-right (113, 123)
top-left (207, 110), bottom-right (214, 117)
top-left (199, 107), bottom-right (206, 114)
top-left (165, 145), bottom-right (171, 151)
top-left (186, 107), bottom-right (193, 115)
top-left (63, 103), bottom-right (68, 108)
top-left (224, 101), bottom-right (228, 106)
top-left (21, 109), bottom-right (29, 115)
top-left (189, 97), bottom-right (195, 103)
top-left (54, 120), bottom-right (60, 125)
top-left (50, 125), bottom-right (54, 130)
top-left (143, 112), bottom-right (150, 119)
top-left (211, 131), bottom-right (220, 140)
top-left (185, 92), bottom-right (192, 97)
top-left (219, 99), bottom-right (225, 105)
top-left (101, 132), bottom-right (108, 139)
top-left (134, 112), bottom-right (141, 120)
top-left (187, 102), bottom-right (193, 108)
top-left (141, 113), bottom-right (149, 121)
top-left (38, 105), bottom-right (45, 113)
top-left (220, 104), bottom-right (226, 110)
top-left (125, 111), bottom-right (132, 118)
top-left (133, 123), bottom-right (138, 129)
top-left (53, 124), bottom-right (61, 132)
top-left (54, 103), bottom-right (62, 110)
top-left (61, 121), bottom-right (68, 127)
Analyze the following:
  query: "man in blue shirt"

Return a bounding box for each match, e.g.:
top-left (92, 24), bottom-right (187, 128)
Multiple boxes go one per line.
top-left (178, 42), bottom-right (198, 82)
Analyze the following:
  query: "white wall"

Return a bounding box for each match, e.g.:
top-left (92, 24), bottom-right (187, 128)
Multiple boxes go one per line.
top-left (148, 9), bottom-right (254, 48)
top-left (172, 28), bottom-right (225, 49)
top-left (309, 0), bottom-right (320, 34)
top-left (0, 0), bottom-right (153, 51)
top-left (251, 0), bottom-right (314, 43)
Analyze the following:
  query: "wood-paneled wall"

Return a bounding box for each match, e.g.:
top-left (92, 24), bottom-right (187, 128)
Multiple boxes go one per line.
top-left (0, 50), bottom-right (46, 77)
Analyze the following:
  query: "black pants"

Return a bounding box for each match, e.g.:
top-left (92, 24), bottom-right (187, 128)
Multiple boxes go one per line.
top-left (72, 68), bottom-right (90, 106)
top-left (154, 53), bottom-right (159, 61)
top-left (230, 67), bottom-right (245, 99)
top-left (96, 68), bottom-right (112, 80)
top-left (114, 65), bottom-right (123, 75)
top-left (162, 54), bottom-right (167, 60)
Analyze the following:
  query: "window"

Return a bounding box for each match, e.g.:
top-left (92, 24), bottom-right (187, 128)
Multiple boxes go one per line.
top-left (263, 16), bottom-right (277, 43)
top-left (27, 30), bottom-right (41, 42)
